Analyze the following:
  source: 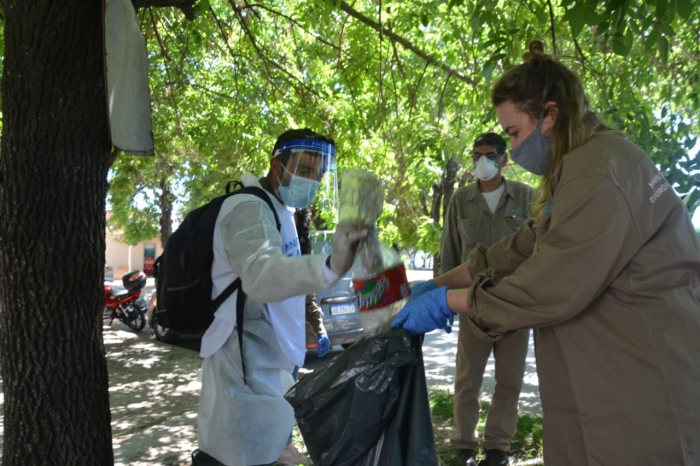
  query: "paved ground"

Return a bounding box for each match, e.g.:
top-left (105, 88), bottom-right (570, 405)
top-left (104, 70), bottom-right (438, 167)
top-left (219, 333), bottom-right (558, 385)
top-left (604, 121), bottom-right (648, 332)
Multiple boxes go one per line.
top-left (422, 320), bottom-right (541, 415)
top-left (1, 271), bottom-right (542, 465)
top-left (384, 271), bottom-right (542, 416)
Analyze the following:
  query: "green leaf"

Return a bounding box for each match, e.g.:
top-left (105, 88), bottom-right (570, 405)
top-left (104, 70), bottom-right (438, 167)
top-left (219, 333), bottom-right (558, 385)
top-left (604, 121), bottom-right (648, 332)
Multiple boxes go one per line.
top-left (596, 21), bottom-right (610, 35)
top-left (470, 12), bottom-right (481, 32)
top-left (481, 107), bottom-right (497, 124)
top-left (483, 61), bottom-right (495, 85)
top-left (564, 4), bottom-right (586, 37)
top-left (658, 35), bottom-right (670, 64)
top-left (481, 10), bottom-right (494, 28)
top-left (612, 32), bottom-right (630, 55)
top-left (583, 5), bottom-right (603, 25)
top-left (628, 18), bottom-right (641, 35)
top-left (645, 28), bottom-right (660, 51)
top-left (676, 0), bottom-right (693, 19)
top-left (655, 0), bottom-right (670, 21)
top-left (660, 23), bottom-right (677, 37)
top-left (683, 188), bottom-right (700, 209)
top-left (421, 13), bottom-right (429, 27)
top-left (605, 0), bottom-right (629, 12)
top-left (625, 30), bottom-right (634, 51)
top-left (191, 0), bottom-right (211, 18)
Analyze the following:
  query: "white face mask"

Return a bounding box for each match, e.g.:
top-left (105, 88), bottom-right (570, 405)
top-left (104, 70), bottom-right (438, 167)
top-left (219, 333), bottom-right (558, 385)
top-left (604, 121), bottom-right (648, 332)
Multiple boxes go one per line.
top-left (474, 156), bottom-right (501, 181)
top-left (278, 165), bottom-right (320, 208)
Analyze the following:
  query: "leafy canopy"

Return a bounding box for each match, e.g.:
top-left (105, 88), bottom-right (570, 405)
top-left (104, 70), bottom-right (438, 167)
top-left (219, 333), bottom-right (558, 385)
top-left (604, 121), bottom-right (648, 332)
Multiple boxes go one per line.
top-left (107, 0), bottom-right (700, 254)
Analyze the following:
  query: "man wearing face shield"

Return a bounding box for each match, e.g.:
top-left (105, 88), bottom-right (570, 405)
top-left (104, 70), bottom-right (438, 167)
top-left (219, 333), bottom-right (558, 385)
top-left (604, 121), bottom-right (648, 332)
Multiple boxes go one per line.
top-left (417, 133), bottom-right (533, 466)
top-left (193, 129), bottom-right (367, 466)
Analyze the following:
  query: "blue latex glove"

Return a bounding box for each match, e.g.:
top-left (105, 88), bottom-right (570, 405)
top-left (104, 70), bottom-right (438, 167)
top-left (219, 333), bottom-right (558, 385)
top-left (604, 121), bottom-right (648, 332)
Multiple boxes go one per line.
top-left (411, 279), bottom-right (437, 299)
top-left (391, 286), bottom-right (455, 335)
top-left (317, 333), bottom-right (331, 357)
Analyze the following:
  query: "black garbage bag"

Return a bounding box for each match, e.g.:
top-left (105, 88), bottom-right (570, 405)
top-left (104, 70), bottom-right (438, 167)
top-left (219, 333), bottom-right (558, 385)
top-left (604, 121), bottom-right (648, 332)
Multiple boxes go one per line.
top-left (284, 328), bottom-right (438, 466)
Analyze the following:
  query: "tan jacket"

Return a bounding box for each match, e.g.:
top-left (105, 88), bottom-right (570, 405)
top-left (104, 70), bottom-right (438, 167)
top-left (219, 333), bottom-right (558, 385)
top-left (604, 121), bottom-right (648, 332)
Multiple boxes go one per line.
top-left (440, 179), bottom-right (534, 273)
top-left (466, 134), bottom-right (700, 464)
top-left (306, 294), bottom-right (326, 335)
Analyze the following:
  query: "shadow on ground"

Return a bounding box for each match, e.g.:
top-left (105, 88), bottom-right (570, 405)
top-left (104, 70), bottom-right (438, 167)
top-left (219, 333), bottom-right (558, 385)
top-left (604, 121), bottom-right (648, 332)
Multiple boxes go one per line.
top-left (105, 322), bottom-right (201, 466)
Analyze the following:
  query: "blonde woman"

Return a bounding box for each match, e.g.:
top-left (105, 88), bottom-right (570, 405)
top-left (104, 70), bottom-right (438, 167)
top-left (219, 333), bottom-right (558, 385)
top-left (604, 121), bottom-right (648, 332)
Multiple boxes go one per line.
top-left (394, 41), bottom-right (700, 464)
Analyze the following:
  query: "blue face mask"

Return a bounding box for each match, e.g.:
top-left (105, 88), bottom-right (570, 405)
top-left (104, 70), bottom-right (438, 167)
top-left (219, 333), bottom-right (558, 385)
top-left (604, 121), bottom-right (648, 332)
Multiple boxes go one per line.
top-left (510, 111), bottom-right (551, 175)
top-left (278, 167), bottom-right (320, 208)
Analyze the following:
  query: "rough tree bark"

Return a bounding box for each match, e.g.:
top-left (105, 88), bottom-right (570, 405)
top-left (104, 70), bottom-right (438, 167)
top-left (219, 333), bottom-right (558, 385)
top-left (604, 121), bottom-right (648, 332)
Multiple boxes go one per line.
top-left (0, 0), bottom-right (114, 464)
top-left (158, 176), bottom-right (173, 247)
top-left (429, 154), bottom-right (462, 276)
top-left (440, 155), bottom-right (462, 219)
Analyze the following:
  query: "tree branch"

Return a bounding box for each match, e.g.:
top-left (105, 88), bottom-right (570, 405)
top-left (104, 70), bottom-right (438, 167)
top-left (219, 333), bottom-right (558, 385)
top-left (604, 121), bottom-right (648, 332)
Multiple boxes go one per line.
top-left (668, 34), bottom-right (699, 64)
top-left (132, 0), bottom-right (195, 20)
top-left (332, 0), bottom-right (474, 85)
top-left (109, 147), bottom-right (122, 167)
top-left (227, 0), bottom-right (321, 97)
top-left (408, 63), bottom-right (430, 121)
top-left (388, 59), bottom-right (401, 119)
top-left (634, 15), bottom-right (699, 64)
top-left (437, 75), bottom-right (451, 121)
top-left (189, 83), bottom-right (236, 100)
top-left (245, 3), bottom-right (341, 51)
top-left (546, 0), bottom-right (558, 55)
top-left (208, 6), bottom-right (244, 69)
top-left (390, 38), bottom-right (408, 82)
top-left (149, 8), bottom-right (172, 63)
top-left (150, 9), bottom-right (184, 131)
top-left (573, 33), bottom-right (586, 62)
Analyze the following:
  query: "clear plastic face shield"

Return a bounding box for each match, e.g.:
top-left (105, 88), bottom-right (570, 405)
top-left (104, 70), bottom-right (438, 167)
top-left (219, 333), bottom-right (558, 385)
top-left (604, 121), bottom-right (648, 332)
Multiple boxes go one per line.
top-left (274, 138), bottom-right (338, 212)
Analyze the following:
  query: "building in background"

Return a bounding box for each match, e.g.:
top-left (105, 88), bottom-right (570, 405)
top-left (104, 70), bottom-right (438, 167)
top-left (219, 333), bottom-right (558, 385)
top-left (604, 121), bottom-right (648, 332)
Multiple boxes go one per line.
top-left (105, 211), bottom-right (163, 280)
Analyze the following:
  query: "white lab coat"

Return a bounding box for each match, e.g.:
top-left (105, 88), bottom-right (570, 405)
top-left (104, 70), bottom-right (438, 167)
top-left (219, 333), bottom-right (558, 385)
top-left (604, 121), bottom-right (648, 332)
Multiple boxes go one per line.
top-left (198, 173), bottom-right (339, 466)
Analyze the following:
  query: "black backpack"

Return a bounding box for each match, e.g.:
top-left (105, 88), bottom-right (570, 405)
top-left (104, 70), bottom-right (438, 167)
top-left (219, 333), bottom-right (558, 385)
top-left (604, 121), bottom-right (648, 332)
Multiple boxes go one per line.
top-left (153, 181), bottom-right (281, 339)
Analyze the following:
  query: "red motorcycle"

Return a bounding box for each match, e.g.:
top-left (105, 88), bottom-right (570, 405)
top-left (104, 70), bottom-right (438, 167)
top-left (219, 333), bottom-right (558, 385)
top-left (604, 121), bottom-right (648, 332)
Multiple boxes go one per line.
top-left (104, 270), bottom-right (148, 331)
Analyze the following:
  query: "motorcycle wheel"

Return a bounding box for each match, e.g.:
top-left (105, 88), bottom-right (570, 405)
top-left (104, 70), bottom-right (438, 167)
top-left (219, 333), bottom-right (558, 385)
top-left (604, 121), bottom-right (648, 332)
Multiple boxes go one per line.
top-left (123, 305), bottom-right (146, 331)
top-left (150, 312), bottom-right (178, 342)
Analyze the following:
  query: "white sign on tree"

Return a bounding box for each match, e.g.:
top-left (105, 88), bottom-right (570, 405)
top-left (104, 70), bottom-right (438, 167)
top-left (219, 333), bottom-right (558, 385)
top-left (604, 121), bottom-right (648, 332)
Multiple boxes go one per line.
top-left (103, 0), bottom-right (155, 155)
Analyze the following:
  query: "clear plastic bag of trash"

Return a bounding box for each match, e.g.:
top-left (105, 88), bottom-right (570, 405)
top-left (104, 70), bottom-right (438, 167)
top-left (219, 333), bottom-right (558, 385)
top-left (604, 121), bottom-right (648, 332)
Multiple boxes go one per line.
top-left (338, 169), bottom-right (384, 226)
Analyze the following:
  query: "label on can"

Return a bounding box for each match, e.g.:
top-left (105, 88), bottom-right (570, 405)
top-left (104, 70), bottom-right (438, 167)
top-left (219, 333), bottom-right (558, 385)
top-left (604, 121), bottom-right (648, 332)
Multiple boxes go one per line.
top-left (353, 263), bottom-right (411, 311)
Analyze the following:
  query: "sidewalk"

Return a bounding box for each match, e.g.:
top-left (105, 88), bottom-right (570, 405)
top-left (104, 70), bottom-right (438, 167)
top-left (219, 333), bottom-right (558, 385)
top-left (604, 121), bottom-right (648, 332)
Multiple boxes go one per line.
top-left (408, 269), bottom-right (542, 415)
top-left (106, 317), bottom-right (201, 466)
top-left (422, 321), bottom-right (541, 415)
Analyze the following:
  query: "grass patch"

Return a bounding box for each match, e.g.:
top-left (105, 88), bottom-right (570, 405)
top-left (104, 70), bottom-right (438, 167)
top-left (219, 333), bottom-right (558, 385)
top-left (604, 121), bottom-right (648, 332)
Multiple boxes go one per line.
top-left (429, 388), bottom-right (544, 465)
top-left (429, 388), bottom-right (455, 418)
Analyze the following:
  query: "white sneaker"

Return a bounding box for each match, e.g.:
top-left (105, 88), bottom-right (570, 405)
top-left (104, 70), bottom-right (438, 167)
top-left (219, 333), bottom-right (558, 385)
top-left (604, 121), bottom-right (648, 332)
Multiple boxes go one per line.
top-left (277, 443), bottom-right (313, 466)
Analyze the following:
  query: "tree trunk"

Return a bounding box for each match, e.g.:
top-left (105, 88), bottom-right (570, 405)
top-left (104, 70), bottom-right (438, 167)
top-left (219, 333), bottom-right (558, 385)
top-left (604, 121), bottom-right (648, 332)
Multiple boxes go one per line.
top-left (429, 154), bottom-right (462, 277)
top-left (0, 0), bottom-right (114, 464)
top-left (441, 154), bottom-right (461, 220)
top-left (159, 176), bottom-right (173, 246)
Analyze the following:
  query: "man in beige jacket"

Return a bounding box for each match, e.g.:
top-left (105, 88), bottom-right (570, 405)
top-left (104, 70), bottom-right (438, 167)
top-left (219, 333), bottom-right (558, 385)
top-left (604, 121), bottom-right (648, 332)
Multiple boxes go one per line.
top-left (439, 133), bottom-right (533, 466)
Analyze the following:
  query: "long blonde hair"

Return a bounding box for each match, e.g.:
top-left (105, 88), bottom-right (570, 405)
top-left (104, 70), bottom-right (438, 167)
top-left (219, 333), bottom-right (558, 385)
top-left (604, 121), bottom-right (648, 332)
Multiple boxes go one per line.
top-left (492, 41), bottom-right (611, 221)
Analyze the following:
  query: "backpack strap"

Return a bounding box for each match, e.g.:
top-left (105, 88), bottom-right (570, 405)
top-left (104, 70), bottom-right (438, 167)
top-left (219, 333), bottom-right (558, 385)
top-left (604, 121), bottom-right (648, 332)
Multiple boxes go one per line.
top-left (212, 184), bottom-right (282, 384)
top-left (225, 180), bottom-right (243, 194)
